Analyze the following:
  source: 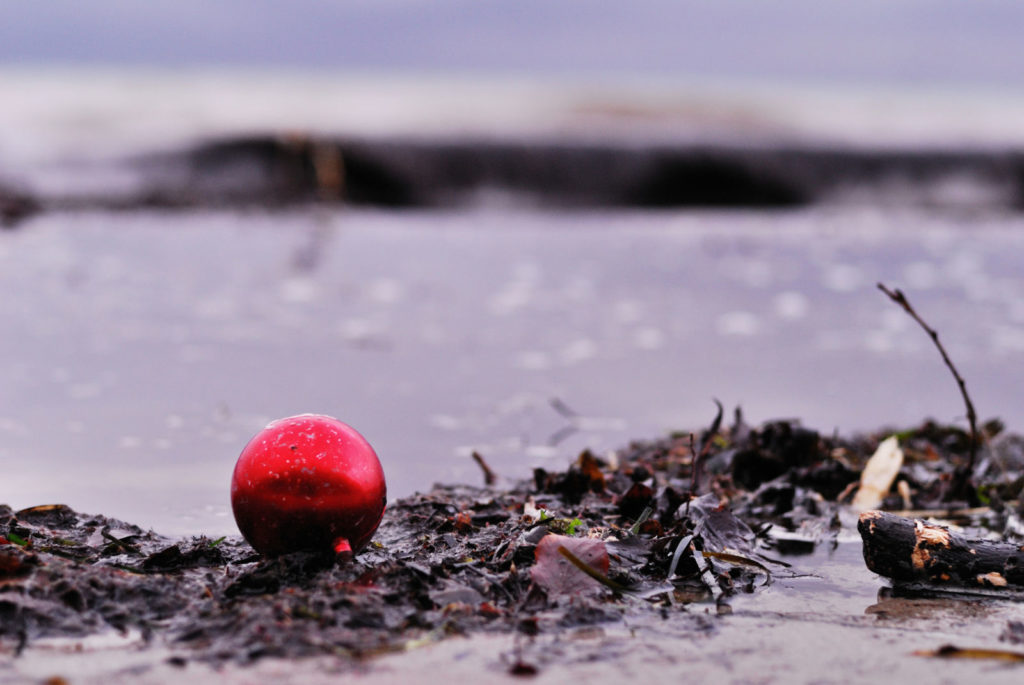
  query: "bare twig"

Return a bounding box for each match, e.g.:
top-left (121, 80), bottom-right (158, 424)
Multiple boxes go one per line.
top-left (471, 451), bottom-right (497, 486)
top-left (877, 283), bottom-right (980, 487)
top-left (549, 397), bottom-right (578, 419)
top-left (547, 397), bottom-right (579, 445)
top-left (698, 399), bottom-right (725, 460)
top-left (556, 545), bottom-right (631, 593)
top-left (687, 432), bottom-right (699, 501)
top-left (689, 399), bottom-right (724, 500)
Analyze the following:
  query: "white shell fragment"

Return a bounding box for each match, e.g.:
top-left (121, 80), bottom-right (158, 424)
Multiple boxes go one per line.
top-left (851, 436), bottom-right (904, 512)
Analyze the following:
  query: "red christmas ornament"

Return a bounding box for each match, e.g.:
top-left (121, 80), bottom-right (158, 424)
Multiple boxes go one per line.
top-left (230, 414), bottom-right (387, 556)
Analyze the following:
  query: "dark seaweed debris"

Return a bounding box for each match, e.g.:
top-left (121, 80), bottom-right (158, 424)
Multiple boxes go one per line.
top-left (8, 137), bottom-right (1024, 230)
top-left (1, 414), bottom-right (1022, 668)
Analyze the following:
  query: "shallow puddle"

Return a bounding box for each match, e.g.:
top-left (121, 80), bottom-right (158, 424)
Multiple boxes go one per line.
top-left (2, 208), bottom-right (1024, 535)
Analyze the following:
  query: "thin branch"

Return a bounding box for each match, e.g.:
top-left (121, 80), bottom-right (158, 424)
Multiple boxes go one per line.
top-left (687, 432), bottom-right (699, 500)
top-left (547, 397), bottom-right (580, 445)
top-left (471, 451), bottom-right (497, 486)
top-left (549, 397), bottom-right (579, 419)
top-left (876, 283), bottom-right (980, 479)
top-left (689, 399), bottom-right (723, 501)
top-left (556, 545), bottom-right (630, 593)
top-left (698, 398), bottom-right (725, 460)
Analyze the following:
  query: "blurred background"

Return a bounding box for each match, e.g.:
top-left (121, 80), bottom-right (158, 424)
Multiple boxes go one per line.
top-left (3, 1), bottom-right (1023, 84)
top-left (2, 2), bottom-right (1024, 534)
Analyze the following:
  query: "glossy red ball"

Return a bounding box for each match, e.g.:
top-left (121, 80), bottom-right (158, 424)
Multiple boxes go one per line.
top-left (230, 414), bottom-right (386, 556)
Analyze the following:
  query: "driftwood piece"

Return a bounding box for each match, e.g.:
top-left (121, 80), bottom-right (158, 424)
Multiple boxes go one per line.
top-left (858, 510), bottom-right (1024, 589)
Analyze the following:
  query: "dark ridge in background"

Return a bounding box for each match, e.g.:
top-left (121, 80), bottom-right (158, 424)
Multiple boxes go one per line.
top-left (5, 135), bottom-right (1024, 226)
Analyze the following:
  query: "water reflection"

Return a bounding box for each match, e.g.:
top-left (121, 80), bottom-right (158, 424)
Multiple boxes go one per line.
top-left (867, 588), bottom-right (997, 622)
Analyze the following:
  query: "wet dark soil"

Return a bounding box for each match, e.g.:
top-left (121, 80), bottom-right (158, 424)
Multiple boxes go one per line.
top-left (3, 412), bottom-right (1023, 672)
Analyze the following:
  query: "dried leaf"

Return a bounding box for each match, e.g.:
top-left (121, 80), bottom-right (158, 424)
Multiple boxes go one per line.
top-left (530, 534), bottom-right (610, 597)
top-left (577, 450), bottom-right (606, 493)
top-left (703, 550), bottom-right (772, 582)
top-left (684, 494), bottom-right (756, 554)
top-left (556, 545), bottom-right (629, 593)
top-left (453, 511), bottom-right (473, 534)
top-left (0, 546), bottom-right (35, 578)
top-left (618, 483), bottom-right (654, 520)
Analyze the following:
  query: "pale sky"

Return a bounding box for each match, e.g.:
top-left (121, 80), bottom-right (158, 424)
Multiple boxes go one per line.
top-left (2, 1), bottom-right (1023, 86)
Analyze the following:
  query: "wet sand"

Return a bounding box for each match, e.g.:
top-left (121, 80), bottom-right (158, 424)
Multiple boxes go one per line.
top-left (7, 543), bottom-right (1024, 684)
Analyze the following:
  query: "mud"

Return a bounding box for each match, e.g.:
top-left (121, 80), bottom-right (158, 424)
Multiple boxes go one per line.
top-left (4, 414), bottom-right (1024, 681)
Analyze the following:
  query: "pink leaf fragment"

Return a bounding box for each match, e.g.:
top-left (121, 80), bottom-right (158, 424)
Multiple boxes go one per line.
top-left (530, 534), bottom-right (610, 597)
